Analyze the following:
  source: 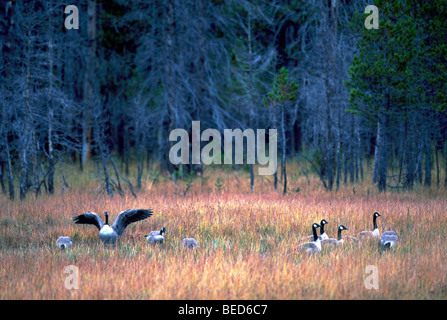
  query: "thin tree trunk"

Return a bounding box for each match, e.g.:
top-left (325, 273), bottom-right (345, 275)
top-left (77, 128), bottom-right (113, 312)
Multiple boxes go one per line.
top-left (5, 140), bottom-right (14, 200)
top-left (397, 121), bottom-right (405, 185)
top-left (137, 138), bottom-right (144, 190)
top-left (281, 105), bottom-right (287, 195)
top-left (32, 131), bottom-right (40, 199)
top-left (374, 113), bottom-right (389, 192)
top-left (416, 147), bottom-right (423, 184)
top-left (81, 0), bottom-right (97, 170)
top-left (47, 6), bottom-right (55, 194)
top-left (445, 141), bottom-right (447, 187)
top-left (343, 151), bottom-right (347, 184)
top-left (124, 127), bottom-right (129, 176)
top-left (247, 13), bottom-right (255, 193)
top-left (359, 156), bottom-right (364, 183)
top-left (0, 160), bottom-right (5, 195)
top-left (271, 110), bottom-right (278, 191)
top-left (20, 147), bottom-right (28, 201)
top-left (20, 31), bottom-right (32, 201)
top-left (405, 116), bottom-right (416, 188)
top-left (336, 112), bottom-right (341, 191)
top-left (424, 129), bottom-right (431, 187)
top-left (435, 144), bottom-right (439, 187)
top-left (336, 146), bottom-right (341, 191)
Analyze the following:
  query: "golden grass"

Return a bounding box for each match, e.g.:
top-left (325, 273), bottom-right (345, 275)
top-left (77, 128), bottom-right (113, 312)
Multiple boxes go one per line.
top-left (0, 164), bottom-right (446, 299)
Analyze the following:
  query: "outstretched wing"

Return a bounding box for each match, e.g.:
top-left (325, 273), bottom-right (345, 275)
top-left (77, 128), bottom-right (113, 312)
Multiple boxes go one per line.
top-left (72, 212), bottom-right (104, 231)
top-left (112, 209), bottom-right (153, 236)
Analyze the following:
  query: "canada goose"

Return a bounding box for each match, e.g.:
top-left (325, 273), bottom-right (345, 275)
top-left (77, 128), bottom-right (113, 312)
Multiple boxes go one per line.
top-left (56, 236), bottom-right (72, 250)
top-left (358, 212), bottom-right (381, 239)
top-left (380, 230), bottom-right (398, 251)
top-left (300, 219), bottom-right (329, 241)
top-left (146, 227), bottom-right (165, 244)
top-left (297, 223), bottom-right (322, 255)
top-left (145, 226), bottom-right (166, 238)
top-left (73, 209), bottom-right (153, 247)
top-left (318, 219), bottom-right (329, 240)
top-left (321, 225), bottom-right (348, 248)
top-left (182, 238), bottom-right (199, 250)
top-left (342, 235), bottom-right (363, 246)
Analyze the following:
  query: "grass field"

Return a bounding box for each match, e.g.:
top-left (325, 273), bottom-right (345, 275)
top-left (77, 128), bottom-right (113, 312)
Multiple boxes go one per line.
top-left (0, 164), bottom-right (446, 299)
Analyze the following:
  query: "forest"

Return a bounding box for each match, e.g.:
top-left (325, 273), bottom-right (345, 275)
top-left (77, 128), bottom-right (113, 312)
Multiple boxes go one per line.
top-left (1, 0), bottom-right (447, 301)
top-left (1, 0), bottom-right (446, 200)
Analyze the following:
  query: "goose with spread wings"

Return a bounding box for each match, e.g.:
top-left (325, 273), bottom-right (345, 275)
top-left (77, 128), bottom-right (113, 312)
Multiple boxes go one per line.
top-left (73, 209), bottom-right (153, 247)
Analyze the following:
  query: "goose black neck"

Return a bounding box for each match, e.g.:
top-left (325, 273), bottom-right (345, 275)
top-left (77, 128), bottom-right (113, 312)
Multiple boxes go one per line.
top-left (105, 214), bottom-right (109, 225)
top-left (373, 215), bottom-right (378, 230)
top-left (312, 226), bottom-right (318, 241)
top-left (337, 228), bottom-right (343, 240)
top-left (320, 224), bottom-right (325, 234)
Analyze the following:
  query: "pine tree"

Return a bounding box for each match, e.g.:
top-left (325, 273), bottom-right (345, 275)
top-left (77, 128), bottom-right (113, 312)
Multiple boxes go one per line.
top-left (263, 67), bottom-right (298, 194)
top-left (347, 0), bottom-right (420, 192)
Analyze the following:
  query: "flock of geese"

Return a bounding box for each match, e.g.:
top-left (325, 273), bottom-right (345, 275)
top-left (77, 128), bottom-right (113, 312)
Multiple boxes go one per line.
top-left (56, 209), bottom-right (198, 250)
top-left (56, 209), bottom-right (398, 255)
top-left (297, 212), bottom-right (399, 255)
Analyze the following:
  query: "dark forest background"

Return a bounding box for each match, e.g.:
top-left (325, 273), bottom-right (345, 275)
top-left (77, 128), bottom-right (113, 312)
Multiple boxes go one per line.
top-left (0, 0), bottom-right (446, 200)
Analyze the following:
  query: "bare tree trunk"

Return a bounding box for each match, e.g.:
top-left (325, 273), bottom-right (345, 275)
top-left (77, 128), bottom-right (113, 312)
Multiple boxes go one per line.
top-left (19, 147), bottom-right (28, 201)
top-left (445, 141), bottom-right (447, 187)
top-left (20, 31), bottom-right (32, 200)
top-left (359, 152), bottom-right (364, 183)
top-left (271, 110), bottom-right (278, 191)
top-left (343, 151), bottom-right (347, 184)
top-left (101, 155), bottom-right (113, 197)
top-left (435, 143), bottom-right (440, 187)
top-left (5, 139), bottom-right (14, 201)
top-left (336, 145), bottom-right (341, 191)
top-left (136, 124), bottom-right (145, 190)
top-left (374, 113), bottom-right (389, 192)
top-left (124, 126), bottom-right (129, 176)
top-left (163, 0), bottom-right (178, 175)
top-left (424, 126), bottom-right (431, 187)
top-left (31, 131), bottom-right (41, 199)
top-left (397, 121), bottom-right (405, 185)
top-left (137, 149), bottom-right (144, 190)
top-left (48, 108), bottom-right (55, 194)
top-left (281, 105), bottom-right (287, 195)
top-left (247, 13), bottom-right (255, 193)
top-left (416, 146), bottom-right (423, 185)
top-left (322, 0), bottom-right (339, 192)
top-left (336, 112), bottom-right (341, 191)
top-left (349, 116), bottom-right (355, 184)
top-left (324, 111), bottom-right (335, 191)
top-left (0, 160), bottom-right (5, 195)
top-left (81, 0), bottom-right (97, 170)
top-left (405, 116), bottom-right (416, 188)
top-left (47, 5), bottom-right (55, 194)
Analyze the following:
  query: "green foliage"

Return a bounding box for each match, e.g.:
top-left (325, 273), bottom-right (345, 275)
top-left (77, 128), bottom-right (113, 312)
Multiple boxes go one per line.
top-left (214, 177), bottom-right (225, 192)
top-left (346, 0), bottom-right (447, 118)
top-left (263, 67), bottom-right (299, 108)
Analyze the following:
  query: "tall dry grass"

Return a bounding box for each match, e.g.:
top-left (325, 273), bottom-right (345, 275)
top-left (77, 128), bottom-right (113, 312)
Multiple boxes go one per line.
top-left (0, 164), bottom-right (446, 299)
